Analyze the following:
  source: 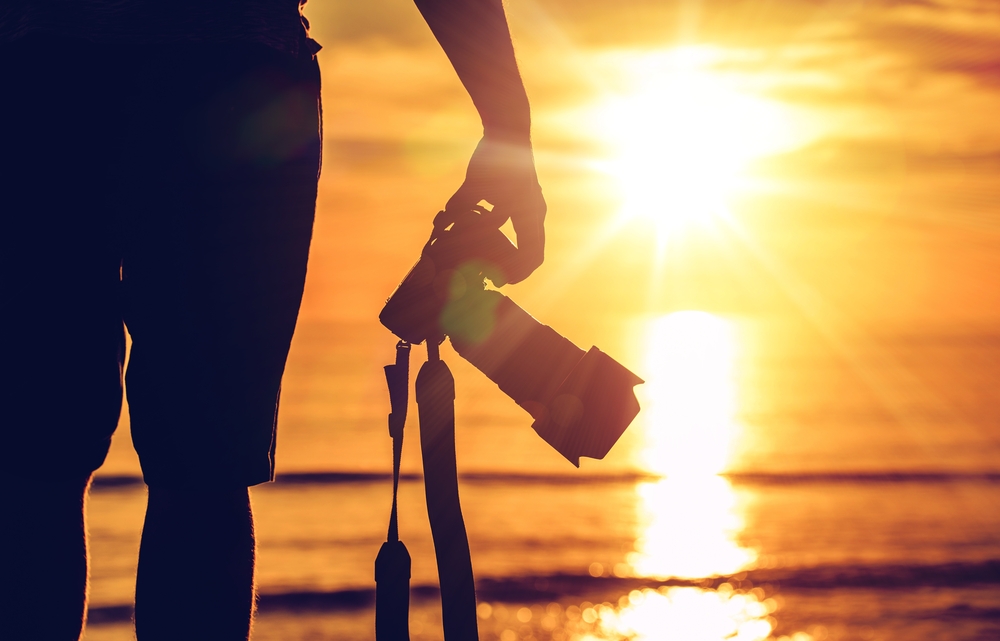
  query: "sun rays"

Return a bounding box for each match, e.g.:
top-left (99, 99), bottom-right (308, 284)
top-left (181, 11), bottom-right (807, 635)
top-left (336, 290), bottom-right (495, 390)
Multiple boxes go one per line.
top-left (588, 47), bottom-right (796, 246)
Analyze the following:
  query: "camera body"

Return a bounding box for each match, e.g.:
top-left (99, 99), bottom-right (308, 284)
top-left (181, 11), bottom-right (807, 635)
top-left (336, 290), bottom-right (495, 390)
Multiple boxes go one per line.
top-left (380, 210), bottom-right (642, 466)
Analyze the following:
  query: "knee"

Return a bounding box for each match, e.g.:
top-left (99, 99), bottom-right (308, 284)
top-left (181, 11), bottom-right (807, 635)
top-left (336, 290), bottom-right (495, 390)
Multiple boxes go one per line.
top-left (147, 484), bottom-right (250, 506)
top-left (143, 484), bottom-right (253, 545)
top-left (9, 475), bottom-right (90, 535)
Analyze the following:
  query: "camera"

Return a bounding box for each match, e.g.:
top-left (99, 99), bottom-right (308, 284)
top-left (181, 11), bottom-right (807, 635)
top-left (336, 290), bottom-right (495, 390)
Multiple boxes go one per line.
top-left (380, 209), bottom-right (642, 466)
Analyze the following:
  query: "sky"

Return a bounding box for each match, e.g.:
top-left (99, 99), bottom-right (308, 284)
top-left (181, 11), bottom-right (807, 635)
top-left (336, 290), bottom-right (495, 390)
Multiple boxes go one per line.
top-left (297, 0), bottom-right (1000, 331)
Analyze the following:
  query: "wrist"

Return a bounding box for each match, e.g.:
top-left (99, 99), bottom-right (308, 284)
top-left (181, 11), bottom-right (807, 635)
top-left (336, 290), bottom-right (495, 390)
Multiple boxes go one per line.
top-left (482, 117), bottom-right (531, 144)
top-left (483, 131), bottom-right (532, 150)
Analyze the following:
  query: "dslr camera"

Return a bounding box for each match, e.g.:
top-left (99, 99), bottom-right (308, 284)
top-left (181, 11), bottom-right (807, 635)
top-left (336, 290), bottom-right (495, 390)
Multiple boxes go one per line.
top-left (380, 208), bottom-right (642, 466)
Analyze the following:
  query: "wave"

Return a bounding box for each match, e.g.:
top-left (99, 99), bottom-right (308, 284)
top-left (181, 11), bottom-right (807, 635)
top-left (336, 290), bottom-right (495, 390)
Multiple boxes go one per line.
top-left (85, 559), bottom-right (1000, 624)
top-left (90, 470), bottom-right (1000, 490)
top-left (724, 471), bottom-right (1000, 485)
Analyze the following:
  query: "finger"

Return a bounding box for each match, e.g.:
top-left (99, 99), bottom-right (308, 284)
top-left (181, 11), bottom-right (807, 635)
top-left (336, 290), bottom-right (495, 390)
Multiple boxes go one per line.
top-left (447, 186), bottom-right (512, 230)
top-left (505, 224), bottom-right (544, 283)
top-left (478, 205), bottom-right (509, 228)
top-left (503, 196), bottom-right (546, 284)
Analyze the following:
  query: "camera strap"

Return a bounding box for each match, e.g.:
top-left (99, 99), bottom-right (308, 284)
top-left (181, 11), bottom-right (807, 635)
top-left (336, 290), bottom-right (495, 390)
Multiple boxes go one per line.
top-left (385, 340), bottom-right (411, 542)
top-left (415, 341), bottom-right (479, 641)
top-left (377, 339), bottom-right (480, 641)
top-left (375, 340), bottom-right (412, 641)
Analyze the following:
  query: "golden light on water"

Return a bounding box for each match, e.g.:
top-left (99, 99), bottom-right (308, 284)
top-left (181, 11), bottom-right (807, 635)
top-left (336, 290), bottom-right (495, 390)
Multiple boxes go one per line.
top-left (639, 311), bottom-right (738, 478)
top-left (478, 586), bottom-right (780, 641)
top-left (590, 586), bottom-right (775, 641)
top-left (589, 48), bottom-right (796, 243)
top-left (630, 476), bottom-right (755, 580)
top-left (629, 312), bottom-right (756, 580)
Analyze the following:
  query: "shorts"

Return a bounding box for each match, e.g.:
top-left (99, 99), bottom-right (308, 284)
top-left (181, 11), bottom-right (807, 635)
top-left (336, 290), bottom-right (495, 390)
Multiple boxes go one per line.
top-left (0, 37), bottom-right (322, 487)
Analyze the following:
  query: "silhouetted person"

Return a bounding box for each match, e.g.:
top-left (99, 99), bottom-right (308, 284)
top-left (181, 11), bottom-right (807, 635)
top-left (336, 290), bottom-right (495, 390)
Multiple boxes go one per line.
top-left (0, 1), bottom-right (543, 639)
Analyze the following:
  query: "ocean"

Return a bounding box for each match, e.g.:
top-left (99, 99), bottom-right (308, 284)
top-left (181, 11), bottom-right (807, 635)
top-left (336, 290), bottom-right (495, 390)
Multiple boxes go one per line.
top-left (81, 317), bottom-right (1000, 641)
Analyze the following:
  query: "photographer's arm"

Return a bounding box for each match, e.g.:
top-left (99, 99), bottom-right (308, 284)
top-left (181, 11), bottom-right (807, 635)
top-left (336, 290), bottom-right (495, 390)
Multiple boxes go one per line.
top-left (413, 0), bottom-right (545, 283)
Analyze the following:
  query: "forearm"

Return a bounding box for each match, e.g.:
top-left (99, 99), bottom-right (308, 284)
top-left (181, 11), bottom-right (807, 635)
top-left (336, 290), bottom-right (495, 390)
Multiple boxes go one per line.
top-left (413, 0), bottom-right (531, 141)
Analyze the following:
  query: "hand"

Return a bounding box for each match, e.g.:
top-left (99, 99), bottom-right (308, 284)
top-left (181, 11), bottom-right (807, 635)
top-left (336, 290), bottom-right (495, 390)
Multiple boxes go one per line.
top-left (445, 135), bottom-right (546, 284)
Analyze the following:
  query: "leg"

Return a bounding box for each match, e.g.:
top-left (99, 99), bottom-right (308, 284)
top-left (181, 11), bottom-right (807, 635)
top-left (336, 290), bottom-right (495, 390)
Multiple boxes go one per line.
top-left (120, 42), bottom-right (321, 638)
top-left (2, 476), bottom-right (92, 640)
top-left (135, 487), bottom-right (255, 641)
top-left (0, 39), bottom-right (127, 640)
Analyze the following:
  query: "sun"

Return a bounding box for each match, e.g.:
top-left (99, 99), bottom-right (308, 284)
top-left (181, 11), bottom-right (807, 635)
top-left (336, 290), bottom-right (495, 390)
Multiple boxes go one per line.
top-left (592, 48), bottom-right (793, 242)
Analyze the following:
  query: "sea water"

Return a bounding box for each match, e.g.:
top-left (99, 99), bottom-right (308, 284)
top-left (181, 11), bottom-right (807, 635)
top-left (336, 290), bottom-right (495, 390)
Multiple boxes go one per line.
top-left (81, 316), bottom-right (1000, 641)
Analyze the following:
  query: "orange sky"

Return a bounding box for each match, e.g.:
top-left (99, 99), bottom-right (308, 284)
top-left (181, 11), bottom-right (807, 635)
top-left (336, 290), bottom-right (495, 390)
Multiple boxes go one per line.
top-left (297, 0), bottom-right (1000, 331)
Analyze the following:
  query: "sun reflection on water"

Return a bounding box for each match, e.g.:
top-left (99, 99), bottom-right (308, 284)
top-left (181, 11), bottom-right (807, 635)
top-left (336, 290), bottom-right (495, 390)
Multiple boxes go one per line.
top-left (475, 312), bottom-right (773, 640)
top-left (592, 586), bottom-right (774, 641)
top-left (630, 311), bottom-right (756, 580)
top-left (639, 311), bottom-right (737, 477)
top-left (631, 476), bottom-right (754, 580)
top-left (477, 586), bottom-right (780, 641)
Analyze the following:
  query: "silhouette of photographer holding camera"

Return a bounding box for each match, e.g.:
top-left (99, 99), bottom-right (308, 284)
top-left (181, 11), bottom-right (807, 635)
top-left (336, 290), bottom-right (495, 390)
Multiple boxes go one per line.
top-left (0, 1), bottom-right (543, 639)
